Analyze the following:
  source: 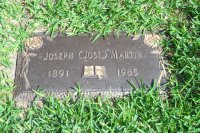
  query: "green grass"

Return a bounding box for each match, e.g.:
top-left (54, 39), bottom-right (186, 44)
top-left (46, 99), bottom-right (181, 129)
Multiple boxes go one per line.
top-left (0, 0), bottom-right (200, 132)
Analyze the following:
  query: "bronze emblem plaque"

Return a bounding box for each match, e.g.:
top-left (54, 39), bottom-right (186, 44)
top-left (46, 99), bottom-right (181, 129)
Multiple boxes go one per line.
top-left (14, 34), bottom-right (164, 101)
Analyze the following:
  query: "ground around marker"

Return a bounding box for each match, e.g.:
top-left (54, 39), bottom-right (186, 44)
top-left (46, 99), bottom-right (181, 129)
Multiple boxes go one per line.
top-left (0, 1), bottom-right (199, 132)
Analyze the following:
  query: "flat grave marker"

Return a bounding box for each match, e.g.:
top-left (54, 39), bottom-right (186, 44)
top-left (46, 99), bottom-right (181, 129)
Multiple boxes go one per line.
top-left (14, 34), bottom-right (165, 103)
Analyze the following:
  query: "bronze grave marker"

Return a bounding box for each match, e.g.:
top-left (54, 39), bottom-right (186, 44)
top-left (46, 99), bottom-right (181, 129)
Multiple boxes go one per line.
top-left (14, 34), bottom-right (165, 102)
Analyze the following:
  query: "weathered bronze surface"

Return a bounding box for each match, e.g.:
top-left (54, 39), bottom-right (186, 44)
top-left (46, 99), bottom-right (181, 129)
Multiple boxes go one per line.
top-left (14, 34), bottom-right (164, 102)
